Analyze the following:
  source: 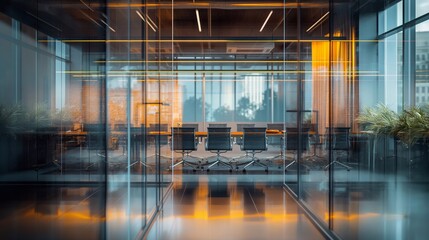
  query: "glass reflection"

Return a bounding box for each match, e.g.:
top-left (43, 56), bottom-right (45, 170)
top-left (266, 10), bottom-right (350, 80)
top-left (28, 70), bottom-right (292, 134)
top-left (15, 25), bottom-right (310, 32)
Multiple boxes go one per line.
top-left (147, 177), bottom-right (324, 240)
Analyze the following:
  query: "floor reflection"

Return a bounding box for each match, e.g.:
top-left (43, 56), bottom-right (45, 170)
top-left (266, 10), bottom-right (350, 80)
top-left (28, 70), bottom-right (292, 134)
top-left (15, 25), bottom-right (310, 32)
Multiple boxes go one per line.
top-left (0, 185), bottom-right (106, 240)
top-left (146, 176), bottom-right (324, 240)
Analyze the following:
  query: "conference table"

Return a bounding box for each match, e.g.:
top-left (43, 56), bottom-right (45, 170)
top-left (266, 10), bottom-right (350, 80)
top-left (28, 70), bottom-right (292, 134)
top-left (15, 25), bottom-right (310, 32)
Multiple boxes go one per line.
top-left (148, 129), bottom-right (286, 138)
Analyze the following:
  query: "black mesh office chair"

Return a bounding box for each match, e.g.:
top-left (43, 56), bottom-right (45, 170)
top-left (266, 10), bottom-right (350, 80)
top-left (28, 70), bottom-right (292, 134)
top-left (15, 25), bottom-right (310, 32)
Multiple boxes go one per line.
top-left (232, 123), bottom-right (256, 161)
top-left (205, 127), bottom-right (234, 172)
top-left (267, 123), bottom-right (285, 160)
top-left (169, 127), bottom-right (202, 171)
top-left (239, 127), bottom-right (269, 173)
top-left (236, 123), bottom-right (255, 145)
top-left (284, 127), bottom-right (310, 171)
top-left (324, 127), bottom-right (352, 171)
top-left (182, 123), bottom-right (199, 131)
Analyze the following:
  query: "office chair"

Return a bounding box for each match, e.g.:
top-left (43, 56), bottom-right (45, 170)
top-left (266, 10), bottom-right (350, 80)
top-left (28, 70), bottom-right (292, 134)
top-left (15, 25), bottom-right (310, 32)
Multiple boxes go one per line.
top-left (115, 123), bottom-right (127, 154)
top-left (208, 123), bottom-right (227, 128)
top-left (169, 127), bottom-right (202, 171)
top-left (267, 123), bottom-right (285, 160)
top-left (324, 127), bottom-right (352, 171)
top-left (147, 123), bottom-right (169, 160)
top-left (205, 127), bottom-right (234, 172)
top-left (239, 127), bottom-right (269, 173)
top-left (236, 123), bottom-right (255, 145)
top-left (84, 123), bottom-right (107, 170)
top-left (306, 123), bottom-right (325, 160)
top-left (284, 127), bottom-right (310, 171)
top-left (182, 123), bottom-right (199, 131)
top-left (232, 123), bottom-right (256, 162)
top-left (128, 124), bottom-right (153, 169)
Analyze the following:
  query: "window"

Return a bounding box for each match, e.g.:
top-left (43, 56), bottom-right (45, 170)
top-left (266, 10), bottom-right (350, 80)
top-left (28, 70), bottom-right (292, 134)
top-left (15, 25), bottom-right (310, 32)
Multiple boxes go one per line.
top-left (416, 0), bottom-right (429, 19)
top-left (378, 1), bottom-right (403, 34)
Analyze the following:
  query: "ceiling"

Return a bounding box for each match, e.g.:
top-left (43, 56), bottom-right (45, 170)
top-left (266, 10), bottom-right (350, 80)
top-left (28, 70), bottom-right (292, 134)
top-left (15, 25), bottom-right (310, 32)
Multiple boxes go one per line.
top-left (0, 0), bottom-right (354, 57)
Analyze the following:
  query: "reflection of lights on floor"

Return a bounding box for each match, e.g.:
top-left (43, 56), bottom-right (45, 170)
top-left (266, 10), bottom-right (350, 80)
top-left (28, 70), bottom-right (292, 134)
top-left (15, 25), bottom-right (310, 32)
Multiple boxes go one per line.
top-left (22, 208), bottom-right (106, 222)
top-left (325, 212), bottom-right (405, 221)
top-left (179, 212), bottom-right (300, 222)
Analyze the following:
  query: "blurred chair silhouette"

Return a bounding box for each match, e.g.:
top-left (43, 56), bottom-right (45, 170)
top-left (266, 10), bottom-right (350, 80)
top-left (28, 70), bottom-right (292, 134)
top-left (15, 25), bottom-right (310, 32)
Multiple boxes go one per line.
top-left (267, 123), bottom-right (285, 160)
top-left (115, 123), bottom-right (127, 155)
top-left (284, 127), bottom-right (310, 171)
top-left (169, 127), bottom-right (202, 171)
top-left (324, 127), bottom-right (352, 171)
top-left (84, 123), bottom-right (106, 170)
top-left (129, 124), bottom-right (152, 169)
top-left (239, 127), bottom-right (269, 173)
top-left (205, 127), bottom-right (234, 172)
top-left (181, 123), bottom-right (199, 132)
top-left (148, 123), bottom-right (169, 158)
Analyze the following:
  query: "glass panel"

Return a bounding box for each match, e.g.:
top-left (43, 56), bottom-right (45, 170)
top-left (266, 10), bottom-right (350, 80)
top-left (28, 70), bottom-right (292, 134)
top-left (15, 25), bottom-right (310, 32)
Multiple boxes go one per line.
top-left (378, 1), bottom-right (403, 34)
top-left (298, 38), bottom-right (330, 224)
top-left (416, 19), bottom-right (429, 106)
top-left (0, 12), bottom-right (13, 36)
top-left (416, 0), bottom-right (429, 19)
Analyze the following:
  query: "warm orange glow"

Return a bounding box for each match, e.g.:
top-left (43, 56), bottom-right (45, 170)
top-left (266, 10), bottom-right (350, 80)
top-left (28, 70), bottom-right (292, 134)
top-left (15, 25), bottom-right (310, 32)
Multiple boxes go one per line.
top-left (326, 212), bottom-right (383, 221)
top-left (312, 36), bottom-right (354, 133)
top-left (22, 208), bottom-right (105, 222)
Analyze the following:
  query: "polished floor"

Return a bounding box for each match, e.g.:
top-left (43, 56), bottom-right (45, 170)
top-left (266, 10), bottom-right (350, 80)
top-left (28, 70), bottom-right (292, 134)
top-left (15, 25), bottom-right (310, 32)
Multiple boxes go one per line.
top-left (0, 184), bottom-right (159, 240)
top-left (145, 175), bottom-right (324, 240)
top-left (2, 172), bottom-right (429, 239)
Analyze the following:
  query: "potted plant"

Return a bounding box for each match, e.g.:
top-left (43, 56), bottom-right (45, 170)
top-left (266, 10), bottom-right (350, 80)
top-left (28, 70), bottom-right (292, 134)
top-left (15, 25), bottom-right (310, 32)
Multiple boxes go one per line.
top-left (392, 105), bottom-right (429, 146)
top-left (356, 104), bottom-right (399, 136)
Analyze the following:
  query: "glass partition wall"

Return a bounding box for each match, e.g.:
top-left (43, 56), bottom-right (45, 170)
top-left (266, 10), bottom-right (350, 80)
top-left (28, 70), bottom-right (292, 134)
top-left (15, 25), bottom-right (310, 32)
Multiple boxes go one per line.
top-left (1, 0), bottom-right (429, 239)
top-left (288, 0), bottom-right (429, 239)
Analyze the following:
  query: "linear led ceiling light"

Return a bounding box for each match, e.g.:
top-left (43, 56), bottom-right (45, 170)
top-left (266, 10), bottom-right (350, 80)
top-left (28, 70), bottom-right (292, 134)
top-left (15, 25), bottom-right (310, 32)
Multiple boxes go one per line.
top-left (196, 9), bottom-right (202, 32)
top-left (100, 19), bottom-right (116, 32)
top-left (306, 12), bottom-right (329, 32)
top-left (136, 10), bottom-right (157, 32)
top-left (259, 10), bottom-right (273, 32)
top-left (146, 15), bottom-right (158, 30)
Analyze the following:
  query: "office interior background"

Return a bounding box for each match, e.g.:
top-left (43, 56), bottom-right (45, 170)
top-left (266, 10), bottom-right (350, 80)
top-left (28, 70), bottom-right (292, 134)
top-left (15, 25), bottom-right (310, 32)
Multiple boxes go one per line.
top-left (0, 0), bottom-right (428, 239)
